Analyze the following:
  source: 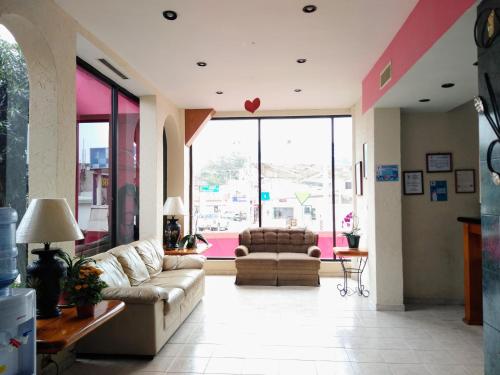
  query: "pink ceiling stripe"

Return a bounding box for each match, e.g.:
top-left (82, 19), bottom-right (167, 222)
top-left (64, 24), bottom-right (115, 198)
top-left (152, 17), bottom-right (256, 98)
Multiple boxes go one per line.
top-left (361, 0), bottom-right (476, 113)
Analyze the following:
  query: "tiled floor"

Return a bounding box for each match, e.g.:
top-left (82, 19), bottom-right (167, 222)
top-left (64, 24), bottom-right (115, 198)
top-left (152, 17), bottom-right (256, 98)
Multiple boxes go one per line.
top-left (67, 276), bottom-right (484, 375)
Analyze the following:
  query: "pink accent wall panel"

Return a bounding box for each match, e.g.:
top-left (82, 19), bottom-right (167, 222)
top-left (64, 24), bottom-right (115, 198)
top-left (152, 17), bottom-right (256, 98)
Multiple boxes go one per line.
top-left (362, 0), bottom-right (476, 113)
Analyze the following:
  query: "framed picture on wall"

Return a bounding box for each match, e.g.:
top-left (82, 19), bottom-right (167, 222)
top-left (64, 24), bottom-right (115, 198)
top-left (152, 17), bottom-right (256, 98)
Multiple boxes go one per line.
top-left (362, 143), bottom-right (368, 179)
top-left (355, 161), bottom-right (363, 196)
top-left (426, 153), bottom-right (453, 173)
top-left (403, 171), bottom-right (424, 195)
top-left (455, 169), bottom-right (476, 193)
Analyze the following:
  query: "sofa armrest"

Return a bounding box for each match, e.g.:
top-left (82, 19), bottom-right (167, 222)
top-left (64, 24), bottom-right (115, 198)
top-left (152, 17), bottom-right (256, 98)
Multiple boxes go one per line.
top-left (307, 245), bottom-right (321, 258)
top-left (163, 254), bottom-right (206, 271)
top-left (101, 286), bottom-right (169, 304)
top-left (235, 245), bottom-right (249, 257)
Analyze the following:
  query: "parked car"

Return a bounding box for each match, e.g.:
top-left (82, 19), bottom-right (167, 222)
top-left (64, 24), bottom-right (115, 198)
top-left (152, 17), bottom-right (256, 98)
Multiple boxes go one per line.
top-left (197, 213), bottom-right (229, 231)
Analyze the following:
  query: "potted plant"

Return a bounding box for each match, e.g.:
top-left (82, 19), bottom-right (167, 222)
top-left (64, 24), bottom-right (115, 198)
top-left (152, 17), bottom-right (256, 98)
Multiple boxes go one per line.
top-left (178, 215), bottom-right (209, 249)
top-left (63, 256), bottom-right (107, 318)
top-left (57, 251), bottom-right (95, 307)
top-left (342, 212), bottom-right (361, 249)
top-left (178, 232), bottom-right (209, 249)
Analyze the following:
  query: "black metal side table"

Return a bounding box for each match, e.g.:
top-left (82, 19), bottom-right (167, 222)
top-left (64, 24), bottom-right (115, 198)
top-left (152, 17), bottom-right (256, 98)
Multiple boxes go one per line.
top-left (333, 247), bottom-right (369, 297)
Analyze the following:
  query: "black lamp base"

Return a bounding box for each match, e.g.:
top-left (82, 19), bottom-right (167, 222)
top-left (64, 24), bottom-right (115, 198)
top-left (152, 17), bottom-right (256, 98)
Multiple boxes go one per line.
top-left (26, 248), bottom-right (66, 319)
top-left (164, 217), bottom-right (181, 248)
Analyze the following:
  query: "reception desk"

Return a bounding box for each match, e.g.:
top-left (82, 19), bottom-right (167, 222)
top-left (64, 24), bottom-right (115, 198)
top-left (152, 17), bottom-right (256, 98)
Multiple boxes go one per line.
top-left (457, 217), bottom-right (482, 325)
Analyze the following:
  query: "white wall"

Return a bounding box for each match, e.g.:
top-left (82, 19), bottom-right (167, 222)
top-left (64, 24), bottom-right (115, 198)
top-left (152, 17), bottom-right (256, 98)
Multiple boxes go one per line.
top-left (139, 95), bottom-right (187, 241)
top-left (401, 101), bottom-right (480, 304)
top-left (353, 102), bottom-right (404, 310)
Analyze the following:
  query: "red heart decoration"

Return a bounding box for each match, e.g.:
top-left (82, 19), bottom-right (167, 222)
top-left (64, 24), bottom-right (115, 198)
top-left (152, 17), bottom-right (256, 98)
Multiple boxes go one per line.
top-left (244, 97), bottom-right (261, 113)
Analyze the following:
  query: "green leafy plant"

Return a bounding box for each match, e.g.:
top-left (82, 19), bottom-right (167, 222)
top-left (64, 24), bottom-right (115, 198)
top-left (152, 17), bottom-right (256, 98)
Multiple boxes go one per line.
top-left (61, 255), bottom-right (107, 307)
top-left (178, 233), bottom-right (208, 249)
top-left (57, 251), bottom-right (94, 278)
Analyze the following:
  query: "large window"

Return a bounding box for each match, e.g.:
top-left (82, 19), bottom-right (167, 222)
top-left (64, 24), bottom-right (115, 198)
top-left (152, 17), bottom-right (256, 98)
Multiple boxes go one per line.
top-left (261, 118), bottom-right (335, 255)
top-left (192, 120), bottom-right (259, 257)
top-left (192, 117), bottom-right (353, 259)
top-left (76, 61), bottom-right (139, 255)
top-left (0, 25), bottom-right (29, 274)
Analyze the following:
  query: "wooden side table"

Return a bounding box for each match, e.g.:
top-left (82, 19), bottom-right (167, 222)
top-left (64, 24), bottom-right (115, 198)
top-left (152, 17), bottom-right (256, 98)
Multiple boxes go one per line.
top-left (37, 300), bottom-right (125, 354)
top-left (164, 243), bottom-right (212, 256)
top-left (333, 247), bottom-right (369, 297)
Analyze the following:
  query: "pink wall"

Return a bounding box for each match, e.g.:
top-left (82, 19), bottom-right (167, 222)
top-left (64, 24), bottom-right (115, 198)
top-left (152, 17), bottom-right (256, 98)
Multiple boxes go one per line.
top-left (362, 0), bottom-right (476, 113)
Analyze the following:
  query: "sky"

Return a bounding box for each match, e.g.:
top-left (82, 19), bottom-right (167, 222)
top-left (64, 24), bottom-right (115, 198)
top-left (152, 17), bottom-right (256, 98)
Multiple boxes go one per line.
top-left (78, 122), bottom-right (109, 163)
top-left (0, 24), bottom-right (16, 44)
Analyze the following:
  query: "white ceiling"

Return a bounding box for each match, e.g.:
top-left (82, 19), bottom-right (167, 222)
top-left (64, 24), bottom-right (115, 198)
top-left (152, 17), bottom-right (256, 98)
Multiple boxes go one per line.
top-left (56, 0), bottom-right (418, 111)
top-left (376, 7), bottom-right (478, 113)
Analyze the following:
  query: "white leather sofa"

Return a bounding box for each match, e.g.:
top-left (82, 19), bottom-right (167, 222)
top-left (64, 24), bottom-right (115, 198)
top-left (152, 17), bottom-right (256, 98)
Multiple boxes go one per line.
top-left (76, 238), bottom-right (205, 357)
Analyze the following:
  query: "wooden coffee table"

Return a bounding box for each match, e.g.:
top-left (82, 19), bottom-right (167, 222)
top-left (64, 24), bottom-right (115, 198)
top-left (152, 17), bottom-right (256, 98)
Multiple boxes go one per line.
top-left (37, 300), bottom-right (125, 354)
top-left (164, 242), bottom-right (212, 256)
top-left (333, 247), bottom-right (369, 297)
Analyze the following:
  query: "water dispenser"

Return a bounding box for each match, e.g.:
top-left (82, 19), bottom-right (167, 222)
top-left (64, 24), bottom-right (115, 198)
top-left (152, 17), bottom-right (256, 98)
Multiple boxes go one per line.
top-left (0, 207), bottom-right (36, 375)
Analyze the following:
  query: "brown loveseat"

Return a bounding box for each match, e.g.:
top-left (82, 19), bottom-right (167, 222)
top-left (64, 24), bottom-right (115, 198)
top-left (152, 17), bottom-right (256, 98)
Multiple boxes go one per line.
top-left (234, 228), bottom-right (321, 286)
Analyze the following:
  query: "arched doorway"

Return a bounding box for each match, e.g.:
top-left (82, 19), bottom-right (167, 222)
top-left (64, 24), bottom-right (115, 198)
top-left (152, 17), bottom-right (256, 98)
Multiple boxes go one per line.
top-left (162, 128), bottom-right (168, 237)
top-left (0, 24), bottom-right (29, 276)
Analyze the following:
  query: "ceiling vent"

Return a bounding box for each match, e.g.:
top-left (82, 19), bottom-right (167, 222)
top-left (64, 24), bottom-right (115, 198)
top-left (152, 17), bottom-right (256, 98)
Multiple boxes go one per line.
top-left (98, 58), bottom-right (128, 80)
top-left (379, 61), bottom-right (392, 89)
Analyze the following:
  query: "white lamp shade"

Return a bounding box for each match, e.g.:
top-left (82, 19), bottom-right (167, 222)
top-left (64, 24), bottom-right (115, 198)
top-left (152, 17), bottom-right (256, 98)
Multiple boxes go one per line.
top-left (16, 198), bottom-right (84, 244)
top-left (163, 196), bottom-right (186, 216)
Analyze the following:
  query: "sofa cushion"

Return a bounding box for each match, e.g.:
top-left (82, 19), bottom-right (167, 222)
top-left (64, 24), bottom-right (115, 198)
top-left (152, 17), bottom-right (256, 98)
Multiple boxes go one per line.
top-left (277, 252), bottom-right (321, 271)
top-left (154, 269), bottom-right (205, 279)
top-left (109, 244), bottom-right (150, 286)
top-left (235, 252), bottom-right (278, 269)
top-left (144, 269), bottom-right (204, 294)
top-left (92, 252), bottom-right (131, 288)
top-left (101, 285), bottom-right (169, 304)
top-left (132, 239), bottom-right (164, 277)
top-left (163, 255), bottom-right (206, 270)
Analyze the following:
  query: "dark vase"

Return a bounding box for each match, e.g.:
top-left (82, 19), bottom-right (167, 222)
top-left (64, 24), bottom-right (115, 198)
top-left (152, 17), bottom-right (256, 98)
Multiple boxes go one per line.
top-left (26, 248), bottom-right (66, 319)
top-left (347, 235), bottom-right (360, 249)
top-left (164, 217), bottom-right (181, 248)
top-left (76, 304), bottom-right (95, 319)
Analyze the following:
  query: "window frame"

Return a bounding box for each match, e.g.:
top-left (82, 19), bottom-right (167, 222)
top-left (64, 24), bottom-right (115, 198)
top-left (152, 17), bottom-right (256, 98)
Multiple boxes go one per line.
top-left (76, 57), bottom-right (140, 251)
top-left (190, 115), bottom-right (352, 261)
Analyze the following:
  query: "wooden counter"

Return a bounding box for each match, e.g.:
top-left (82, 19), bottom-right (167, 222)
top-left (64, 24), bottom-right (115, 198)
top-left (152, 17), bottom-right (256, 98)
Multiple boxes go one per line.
top-left (458, 217), bottom-right (482, 325)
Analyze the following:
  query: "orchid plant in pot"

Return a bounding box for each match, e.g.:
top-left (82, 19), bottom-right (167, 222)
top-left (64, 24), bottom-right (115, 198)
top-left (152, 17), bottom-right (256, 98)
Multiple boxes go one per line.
top-left (342, 212), bottom-right (361, 249)
top-left (178, 215), bottom-right (209, 249)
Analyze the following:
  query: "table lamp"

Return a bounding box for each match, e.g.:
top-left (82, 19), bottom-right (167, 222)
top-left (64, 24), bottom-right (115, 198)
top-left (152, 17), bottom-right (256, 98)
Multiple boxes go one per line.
top-left (163, 197), bottom-right (186, 248)
top-left (16, 198), bottom-right (83, 318)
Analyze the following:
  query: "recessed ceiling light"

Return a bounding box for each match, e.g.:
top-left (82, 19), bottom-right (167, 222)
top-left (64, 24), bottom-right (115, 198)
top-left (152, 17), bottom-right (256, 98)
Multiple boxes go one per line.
top-left (303, 5), bottom-right (317, 13)
top-left (294, 89), bottom-right (302, 92)
top-left (296, 58), bottom-right (307, 64)
top-left (216, 91), bottom-right (223, 95)
top-left (196, 61), bottom-right (207, 67)
top-left (419, 98), bottom-right (431, 103)
top-left (162, 10), bottom-right (177, 20)
top-left (441, 83), bottom-right (455, 88)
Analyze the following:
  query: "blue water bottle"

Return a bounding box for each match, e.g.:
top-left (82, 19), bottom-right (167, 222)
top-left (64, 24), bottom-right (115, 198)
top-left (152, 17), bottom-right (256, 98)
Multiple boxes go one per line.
top-left (0, 207), bottom-right (18, 296)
